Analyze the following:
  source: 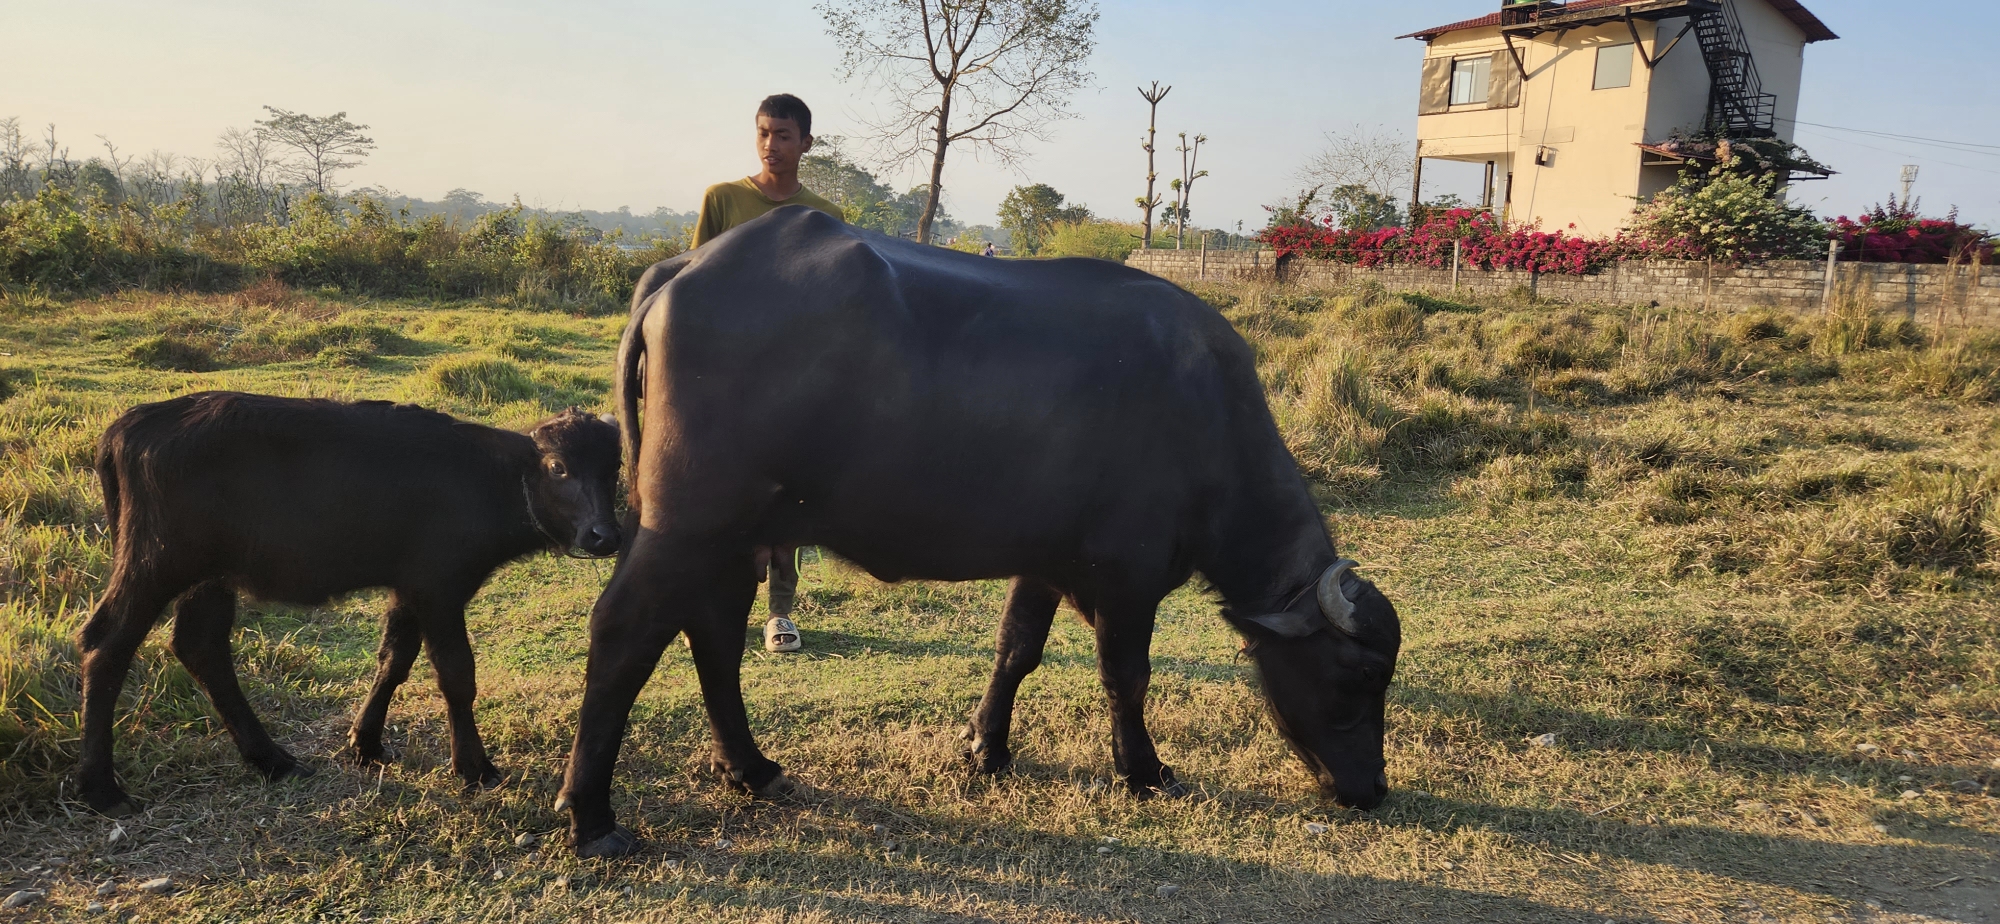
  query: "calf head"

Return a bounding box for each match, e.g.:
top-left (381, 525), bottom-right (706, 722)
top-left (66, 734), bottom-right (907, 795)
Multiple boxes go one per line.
top-left (1230, 560), bottom-right (1401, 809)
top-left (526, 408), bottom-right (623, 558)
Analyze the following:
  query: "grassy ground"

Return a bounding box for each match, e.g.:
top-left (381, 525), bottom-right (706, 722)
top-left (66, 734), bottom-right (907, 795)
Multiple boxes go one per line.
top-left (1, 279), bottom-right (1997, 923)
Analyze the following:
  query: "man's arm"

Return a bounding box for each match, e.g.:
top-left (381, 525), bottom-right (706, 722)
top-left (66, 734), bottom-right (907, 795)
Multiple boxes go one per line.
top-left (691, 187), bottom-right (724, 248)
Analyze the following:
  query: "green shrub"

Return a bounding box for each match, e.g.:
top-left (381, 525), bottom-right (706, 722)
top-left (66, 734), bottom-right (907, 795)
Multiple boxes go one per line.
top-left (122, 334), bottom-right (215, 371)
top-left (1038, 220), bottom-right (1143, 262)
top-left (428, 355), bottom-right (538, 404)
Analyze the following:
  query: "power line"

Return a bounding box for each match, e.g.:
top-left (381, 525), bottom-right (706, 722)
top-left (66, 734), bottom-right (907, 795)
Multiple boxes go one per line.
top-left (1778, 118), bottom-right (2000, 156)
top-left (1791, 127), bottom-right (2000, 178)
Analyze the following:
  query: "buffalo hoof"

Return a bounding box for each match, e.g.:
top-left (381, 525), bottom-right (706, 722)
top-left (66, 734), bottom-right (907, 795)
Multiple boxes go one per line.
top-left (1124, 767), bottom-right (1189, 799)
top-left (574, 825), bottom-right (641, 859)
top-left (337, 745), bottom-right (389, 768)
top-left (81, 789), bottom-right (141, 818)
top-left (965, 746), bottom-right (1013, 776)
top-left (752, 772), bottom-right (821, 804)
top-left (705, 758), bottom-right (789, 797)
top-left (257, 754), bottom-right (315, 783)
top-left (461, 761), bottom-right (507, 791)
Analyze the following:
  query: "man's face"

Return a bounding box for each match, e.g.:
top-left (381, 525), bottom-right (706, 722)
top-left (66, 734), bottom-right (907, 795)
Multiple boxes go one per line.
top-left (756, 114), bottom-right (811, 177)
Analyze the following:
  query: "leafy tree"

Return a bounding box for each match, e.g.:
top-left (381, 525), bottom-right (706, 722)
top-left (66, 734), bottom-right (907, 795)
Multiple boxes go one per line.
top-left (1325, 184), bottom-right (1400, 231)
top-left (998, 182), bottom-right (1089, 254)
top-left (1629, 154), bottom-right (1826, 260)
top-left (820, 0), bottom-right (1097, 244)
top-left (255, 107), bottom-right (376, 193)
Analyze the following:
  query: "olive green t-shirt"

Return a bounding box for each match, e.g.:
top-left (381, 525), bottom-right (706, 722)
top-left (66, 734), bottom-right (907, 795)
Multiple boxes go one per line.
top-left (691, 177), bottom-right (845, 247)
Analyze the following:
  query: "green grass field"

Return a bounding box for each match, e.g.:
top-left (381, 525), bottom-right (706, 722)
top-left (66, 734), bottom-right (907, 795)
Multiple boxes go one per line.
top-left (2, 280), bottom-right (1997, 923)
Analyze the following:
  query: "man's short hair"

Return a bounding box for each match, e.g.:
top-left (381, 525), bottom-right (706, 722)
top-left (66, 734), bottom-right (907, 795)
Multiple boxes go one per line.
top-left (756, 94), bottom-right (812, 138)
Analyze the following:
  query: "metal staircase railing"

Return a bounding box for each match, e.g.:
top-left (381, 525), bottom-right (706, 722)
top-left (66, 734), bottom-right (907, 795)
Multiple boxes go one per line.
top-left (1692, 0), bottom-right (1777, 136)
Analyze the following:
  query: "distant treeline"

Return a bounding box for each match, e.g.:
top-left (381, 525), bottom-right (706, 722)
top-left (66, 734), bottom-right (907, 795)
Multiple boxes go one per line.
top-left (0, 117), bottom-right (688, 312)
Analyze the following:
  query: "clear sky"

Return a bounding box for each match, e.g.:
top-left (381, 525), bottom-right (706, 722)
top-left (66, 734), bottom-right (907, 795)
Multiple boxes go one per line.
top-left (5, 1), bottom-right (1995, 230)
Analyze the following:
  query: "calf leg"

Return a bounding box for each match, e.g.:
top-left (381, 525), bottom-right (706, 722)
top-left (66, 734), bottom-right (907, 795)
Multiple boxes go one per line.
top-left (342, 594), bottom-right (423, 765)
top-left (1091, 593), bottom-right (1187, 797)
top-left (965, 578), bottom-right (1062, 774)
top-left (415, 597), bottom-right (503, 789)
top-left (74, 574), bottom-right (181, 815)
top-left (168, 581), bottom-right (308, 781)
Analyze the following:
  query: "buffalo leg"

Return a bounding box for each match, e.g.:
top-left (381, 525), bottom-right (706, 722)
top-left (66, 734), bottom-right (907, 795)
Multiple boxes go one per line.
top-left (169, 580), bottom-right (308, 782)
top-left (965, 578), bottom-right (1062, 774)
top-left (1092, 594), bottom-right (1187, 797)
top-left (343, 594), bottom-right (423, 765)
top-left (417, 598), bottom-right (502, 789)
top-left (74, 573), bottom-right (181, 814)
top-left (680, 556), bottom-right (778, 793)
top-left (558, 533), bottom-right (695, 857)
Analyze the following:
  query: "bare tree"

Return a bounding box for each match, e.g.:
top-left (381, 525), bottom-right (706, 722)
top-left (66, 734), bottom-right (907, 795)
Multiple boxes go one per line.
top-left (255, 106), bottom-right (376, 193)
top-left (1164, 132), bottom-right (1205, 249)
top-left (1135, 81), bottom-right (1169, 249)
top-left (820, 0), bottom-right (1098, 244)
top-left (1298, 123), bottom-right (1412, 203)
top-left (216, 126), bottom-right (279, 194)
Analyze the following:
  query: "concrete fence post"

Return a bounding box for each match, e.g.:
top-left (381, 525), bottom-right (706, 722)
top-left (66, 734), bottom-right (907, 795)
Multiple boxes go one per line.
top-left (1451, 240), bottom-right (1461, 291)
top-left (1199, 234), bottom-right (1208, 279)
top-left (1821, 237), bottom-right (1839, 313)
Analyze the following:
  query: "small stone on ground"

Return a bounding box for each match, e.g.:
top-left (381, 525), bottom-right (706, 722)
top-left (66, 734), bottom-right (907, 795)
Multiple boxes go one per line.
top-left (95, 881), bottom-right (117, 897)
top-left (514, 832), bottom-right (537, 848)
top-left (138, 877), bottom-right (173, 895)
top-left (2, 891), bottom-right (44, 910)
top-left (1950, 779), bottom-right (1982, 794)
top-left (1305, 822), bottom-right (1329, 835)
top-left (1157, 883), bottom-right (1180, 898)
top-left (1530, 733), bottom-right (1557, 747)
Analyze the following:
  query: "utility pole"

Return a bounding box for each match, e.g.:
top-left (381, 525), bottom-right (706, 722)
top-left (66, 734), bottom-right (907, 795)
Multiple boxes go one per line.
top-left (1900, 164), bottom-right (1919, 205)
top-left (1137, 82), bottom-right (1171, 249)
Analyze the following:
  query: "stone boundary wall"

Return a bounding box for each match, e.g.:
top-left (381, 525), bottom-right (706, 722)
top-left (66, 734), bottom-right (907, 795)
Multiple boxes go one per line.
top-left (1124, 248), bottom-right (2000, 325)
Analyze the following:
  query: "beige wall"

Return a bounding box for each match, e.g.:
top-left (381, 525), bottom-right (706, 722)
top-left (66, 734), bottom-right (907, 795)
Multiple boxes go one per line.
top-left (1414, 1), bottom-right (1815, 233)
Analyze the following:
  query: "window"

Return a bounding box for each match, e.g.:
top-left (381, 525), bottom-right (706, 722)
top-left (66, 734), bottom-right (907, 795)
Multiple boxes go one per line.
top-left (1594, 43), bottom-right (1635, 89)
top-left (1450, 56), bottom-right (1491, 106)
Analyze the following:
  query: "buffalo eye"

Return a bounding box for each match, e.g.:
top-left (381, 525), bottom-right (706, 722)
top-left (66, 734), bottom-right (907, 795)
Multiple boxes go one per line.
top-left (547, 459), bottom-right (569, 478)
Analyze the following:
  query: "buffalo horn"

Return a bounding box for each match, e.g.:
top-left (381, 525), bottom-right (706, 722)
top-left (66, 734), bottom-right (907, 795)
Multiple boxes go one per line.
top-left (1317, 559), bottom-right (1362, 636)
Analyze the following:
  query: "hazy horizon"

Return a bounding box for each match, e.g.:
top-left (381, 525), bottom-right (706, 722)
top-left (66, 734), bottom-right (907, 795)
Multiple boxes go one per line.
top-left (7, 0), bottom-right (1996, 231)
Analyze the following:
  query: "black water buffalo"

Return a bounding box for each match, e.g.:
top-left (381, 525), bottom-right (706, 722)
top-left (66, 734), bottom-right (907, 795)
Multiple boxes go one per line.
top-left (559, 206), bottom-right (1401, 857)
top-left (76, 392), bottom-right (621, 815)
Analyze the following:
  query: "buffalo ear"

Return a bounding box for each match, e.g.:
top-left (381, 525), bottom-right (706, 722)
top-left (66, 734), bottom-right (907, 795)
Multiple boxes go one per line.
top-left (1241, 611), bottom-right (1322, 639)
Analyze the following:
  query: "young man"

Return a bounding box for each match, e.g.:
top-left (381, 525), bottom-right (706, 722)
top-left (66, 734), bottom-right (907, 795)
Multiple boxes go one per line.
top-left (690, 93), bottom-right (845, 652)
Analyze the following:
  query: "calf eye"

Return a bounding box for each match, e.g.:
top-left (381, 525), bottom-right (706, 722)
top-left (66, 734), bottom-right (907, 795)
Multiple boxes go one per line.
top-left (547, 461), bottom-right (569, 478)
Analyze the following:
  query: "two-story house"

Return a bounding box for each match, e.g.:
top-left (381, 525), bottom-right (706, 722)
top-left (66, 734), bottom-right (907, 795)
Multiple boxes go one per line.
top-left (1401, 0), bottom-right (1836, 235)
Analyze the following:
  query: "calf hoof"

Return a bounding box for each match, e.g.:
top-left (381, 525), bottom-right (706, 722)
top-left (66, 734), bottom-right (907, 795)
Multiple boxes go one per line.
top-left (574, 825), bottom-right (641, 859)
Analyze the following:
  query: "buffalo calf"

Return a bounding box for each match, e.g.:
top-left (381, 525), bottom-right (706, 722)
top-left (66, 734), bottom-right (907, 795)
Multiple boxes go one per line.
top-left (76, 391), bottom-right (620, 815)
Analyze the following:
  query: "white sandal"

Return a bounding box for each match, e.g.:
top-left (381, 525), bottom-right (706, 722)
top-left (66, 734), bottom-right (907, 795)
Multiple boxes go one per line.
top-left (764, 616), bottom-right (802, 653)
